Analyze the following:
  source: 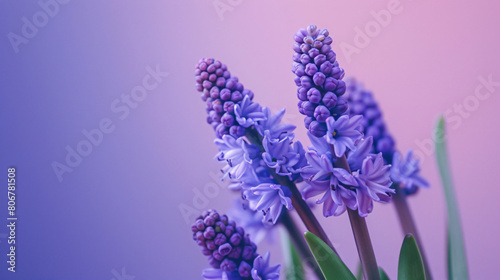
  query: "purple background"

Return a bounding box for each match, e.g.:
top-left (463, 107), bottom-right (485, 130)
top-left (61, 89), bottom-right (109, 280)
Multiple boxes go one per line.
top-left (1, 0), bottom-right (499, 279)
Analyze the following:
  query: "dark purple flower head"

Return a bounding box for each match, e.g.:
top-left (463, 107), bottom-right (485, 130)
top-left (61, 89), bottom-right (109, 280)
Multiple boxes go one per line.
top-left (346, 78), bottom-right (395, 162)
top-left (195, 58), bottom-right (263, 138)
top-left (390, 150), bottom-right (429, 195)
top-left (193, 210), bottom-right (280, 280)
top-left (292, 25), bottom-right (348, 137)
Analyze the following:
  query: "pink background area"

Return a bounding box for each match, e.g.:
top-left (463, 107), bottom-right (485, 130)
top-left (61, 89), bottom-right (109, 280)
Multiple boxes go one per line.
top-left (1, 0), bottom-right (499, 279)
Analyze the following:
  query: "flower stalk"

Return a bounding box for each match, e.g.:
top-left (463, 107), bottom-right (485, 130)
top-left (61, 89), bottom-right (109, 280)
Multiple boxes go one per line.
top-left (392, 183), bottom-right (432, 280)
top-left (332, 147), bottom-right (380, 280)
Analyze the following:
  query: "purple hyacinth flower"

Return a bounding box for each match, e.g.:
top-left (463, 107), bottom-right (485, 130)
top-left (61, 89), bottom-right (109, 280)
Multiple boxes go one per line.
top-left (306, 131), bottom-right (332, 159)
top-left (215, 135), bottom-right (260, 181)
top-left (193, 210), bottom-right (280, 279)
top-left (251, 252), bottom-right (280, 280)
top-left (354, 153), bottom-right (395, 217)
top-left (234, 96), bottom-right (266, 128)
top-left (255, 107), bottom-right (296, 140)
top-left (325, 115), bottom-right (364, 158)
top-left (288, 140), bottom-right (308, 180)
top-left (195, 58), bottom-right (257, 138)
top-left (292, 25), bottom-right (348, 137)
top-left (346, 78), bottom-right (396, 162)
top-left (301, 150), bottom-right (358, 217)
top-left (347, 136), bottom-right (374, 171)
top-left (391, 150), bottom-right (429, 195)
top-left (261, 133), bottom-right (301, 176)
top-left (244, 184), bottom-right (293, 224)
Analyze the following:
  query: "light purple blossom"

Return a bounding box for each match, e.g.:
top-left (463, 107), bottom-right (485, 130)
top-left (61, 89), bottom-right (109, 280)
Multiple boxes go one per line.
top-left (244, 184), bottom-right (293, 224)
top-left (215, 135), bottom-right (260, 181)
top-left (255, 107), bottom-right (296, 139)
top-left (301, 150), bottom-right (358, 217)
top-left (288, 140), bottom-right (308, 180)
top-left (306, 131), bottom-right (332, 159)
top-left (354, 153), bottom-right (394, 217)
top-left (325, 115), bottom-right (364, 158)
top-left (391, 150), bottom-right (429, 195)
top-left (261, 133), bottom-right (301, 176)
top-left (251, 252), bottom-right (280, 280)
top-left (235, 96), bottom-right (266, 128)
top-left (347, 136), bottom-right (374, 171)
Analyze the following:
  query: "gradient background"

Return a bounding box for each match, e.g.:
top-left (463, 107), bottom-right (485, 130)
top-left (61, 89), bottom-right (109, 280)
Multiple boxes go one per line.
top-left (1, 0), bottom-right (499, 279)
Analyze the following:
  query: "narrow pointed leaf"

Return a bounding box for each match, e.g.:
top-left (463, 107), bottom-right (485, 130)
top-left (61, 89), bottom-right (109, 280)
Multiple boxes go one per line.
top-left (280, 229), bottom-right (305, 280)
top-left (398, 234), bottom-right (425, 280)
top-left (357, 264), bottom-right (390, 280)
top-left (379, 267), bottom-right (390, 280)
top-left (304, 232), bottom-right (356, 280)
top-left (435, 116), bottom-right (469, 280)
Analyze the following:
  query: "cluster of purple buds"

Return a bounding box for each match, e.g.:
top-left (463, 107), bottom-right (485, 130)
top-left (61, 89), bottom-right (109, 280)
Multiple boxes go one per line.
top-left (192, 209), bottom-right (280, 280)
top-left (292, 25), bottom-right (348, 137)
top-left (346, 78), bottom-right (395, 163)
top-left (195, 58), bottom-right (262, 138)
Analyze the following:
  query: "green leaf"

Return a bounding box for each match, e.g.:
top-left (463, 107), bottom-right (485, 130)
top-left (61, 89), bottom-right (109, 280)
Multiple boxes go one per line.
top-left (379, 267), bottom-right (390, 280)
top-left (398, 234), bottom-right (425, 280)
top-left (356, 264), bottom-right (390, 280)
top-left (435, 116), bottom-right (469, 280)
top-left (280, 229), bottom-right (305, 280)
top-left (304, 232), bottom-right (356, 280)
